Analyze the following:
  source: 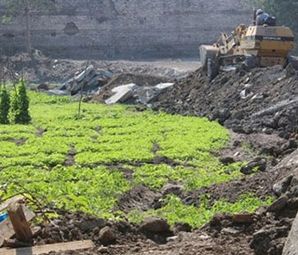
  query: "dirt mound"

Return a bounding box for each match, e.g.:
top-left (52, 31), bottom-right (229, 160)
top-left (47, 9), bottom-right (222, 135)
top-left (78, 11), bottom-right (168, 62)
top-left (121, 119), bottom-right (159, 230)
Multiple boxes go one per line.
top-left (153, 64), bottom-right (298, 138)
top-left (93, 73), bottom-right (169, 102)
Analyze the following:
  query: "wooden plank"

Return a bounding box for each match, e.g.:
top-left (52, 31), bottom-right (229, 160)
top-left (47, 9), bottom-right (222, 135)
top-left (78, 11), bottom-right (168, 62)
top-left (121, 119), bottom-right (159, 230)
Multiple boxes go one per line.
top-left (7, 203), bottom-right (33, 243)
top-left (0, 240), bottom-right (95, 255)
top-left (0, 197), bottom-right (24, 213)
top-left (0, 206), bottom-right (35, 247)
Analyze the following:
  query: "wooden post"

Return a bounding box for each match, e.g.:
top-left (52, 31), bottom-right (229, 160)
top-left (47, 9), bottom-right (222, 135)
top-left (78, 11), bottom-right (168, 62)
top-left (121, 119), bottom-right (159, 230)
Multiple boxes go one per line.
top-left (7, 203), bottom-right (32, 244)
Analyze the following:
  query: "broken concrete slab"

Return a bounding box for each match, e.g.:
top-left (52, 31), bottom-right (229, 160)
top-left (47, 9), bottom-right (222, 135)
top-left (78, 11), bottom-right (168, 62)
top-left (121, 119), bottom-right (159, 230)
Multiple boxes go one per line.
top-left (155, 82), bottom-right (174, 90)
top-left (62, 65), bottom-right (113, 95)
top-left (283, 212), bottom-right (298, 255)
top-left (105, 83), bottom-right (137, 105)
top-left (136, 82), bottom-right (175, 105)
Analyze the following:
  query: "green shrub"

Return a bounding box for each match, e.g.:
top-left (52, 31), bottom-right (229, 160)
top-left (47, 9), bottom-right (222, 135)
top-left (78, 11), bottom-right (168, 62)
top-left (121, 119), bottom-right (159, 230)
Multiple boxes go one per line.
top-left (9, 80), bottom-right (31, 124)
top-left (0, 85), bottom-right (10, 124)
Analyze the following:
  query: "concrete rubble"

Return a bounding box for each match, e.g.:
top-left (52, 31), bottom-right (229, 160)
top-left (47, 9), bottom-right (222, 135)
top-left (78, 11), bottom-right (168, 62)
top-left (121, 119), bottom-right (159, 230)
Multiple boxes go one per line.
top-left (105, 84), bottom-right (137, 105)
top-left (61, 65), bottom-right (113, 95)
top-left (104, 82), bottom-right (174, 105)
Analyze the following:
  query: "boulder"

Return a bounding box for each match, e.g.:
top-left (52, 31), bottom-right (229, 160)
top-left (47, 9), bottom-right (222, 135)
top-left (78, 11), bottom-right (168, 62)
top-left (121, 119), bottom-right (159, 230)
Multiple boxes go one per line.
top-left (283, 213), bottom-right (298, 255)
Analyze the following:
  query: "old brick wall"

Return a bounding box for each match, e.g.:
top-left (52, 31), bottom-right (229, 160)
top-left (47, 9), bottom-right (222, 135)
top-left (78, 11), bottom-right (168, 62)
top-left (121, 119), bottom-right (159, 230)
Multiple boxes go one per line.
top-left (0, 0), bottom-right (251, 59)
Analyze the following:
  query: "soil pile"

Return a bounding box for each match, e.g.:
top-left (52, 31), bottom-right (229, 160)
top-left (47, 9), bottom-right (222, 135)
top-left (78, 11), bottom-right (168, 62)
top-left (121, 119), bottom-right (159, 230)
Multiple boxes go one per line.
top-left (153, 64), bottom-right (298, 138)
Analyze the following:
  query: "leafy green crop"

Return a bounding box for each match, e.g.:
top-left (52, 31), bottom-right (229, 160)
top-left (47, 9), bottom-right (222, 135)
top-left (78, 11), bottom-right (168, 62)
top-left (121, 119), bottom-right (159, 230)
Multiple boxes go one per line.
top-left (0, 92), bottom-right (267, 223)
top-left (128, 194), bottom-right (273, 228)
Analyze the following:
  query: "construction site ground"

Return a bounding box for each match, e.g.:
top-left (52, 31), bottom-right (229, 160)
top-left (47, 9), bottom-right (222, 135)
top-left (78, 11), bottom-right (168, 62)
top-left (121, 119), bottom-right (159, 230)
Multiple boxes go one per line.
top-left (0, 53), bottom-right (298, 255)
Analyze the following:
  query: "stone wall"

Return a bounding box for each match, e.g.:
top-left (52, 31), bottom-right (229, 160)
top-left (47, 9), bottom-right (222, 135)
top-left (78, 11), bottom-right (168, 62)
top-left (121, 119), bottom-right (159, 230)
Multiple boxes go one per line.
top-left (0, 0), bottom-right (251, 59)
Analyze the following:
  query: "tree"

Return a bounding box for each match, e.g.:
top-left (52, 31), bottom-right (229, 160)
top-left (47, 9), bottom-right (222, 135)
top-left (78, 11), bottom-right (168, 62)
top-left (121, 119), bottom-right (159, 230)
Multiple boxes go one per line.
top-left (9, 80), bottom-right (31, 124)
top-left (0, 85), bottom-right (10, 124)
top-left (1, 0), bottom-right (56, 55)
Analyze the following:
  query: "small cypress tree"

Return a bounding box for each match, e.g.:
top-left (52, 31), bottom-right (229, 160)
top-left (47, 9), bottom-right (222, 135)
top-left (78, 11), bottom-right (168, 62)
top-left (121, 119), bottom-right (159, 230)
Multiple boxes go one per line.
top-left (9, 80), bottom-right (31, 124)
top-left (9, 86), bottom-right (20, 124)
top-left (16, 80), bottom-right (31, 124)
top-left (0, 85), bottom-right (10, 124)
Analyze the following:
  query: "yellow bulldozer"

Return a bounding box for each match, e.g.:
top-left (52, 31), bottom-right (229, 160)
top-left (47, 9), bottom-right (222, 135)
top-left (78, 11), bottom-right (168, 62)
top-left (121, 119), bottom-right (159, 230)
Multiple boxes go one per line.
top-left (199, 11), bottom-right (295, 80)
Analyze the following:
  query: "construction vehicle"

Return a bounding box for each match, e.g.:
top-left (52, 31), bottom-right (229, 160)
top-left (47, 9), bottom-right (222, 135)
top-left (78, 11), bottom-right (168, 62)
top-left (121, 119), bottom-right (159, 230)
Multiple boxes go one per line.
top-left (199, 11), bottom-right (295, 81)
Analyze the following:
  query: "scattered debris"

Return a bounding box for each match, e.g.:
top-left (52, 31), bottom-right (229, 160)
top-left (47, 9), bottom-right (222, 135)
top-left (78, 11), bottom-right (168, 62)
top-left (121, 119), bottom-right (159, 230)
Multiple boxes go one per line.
top-left (0, 240), bottom-right (95, 255)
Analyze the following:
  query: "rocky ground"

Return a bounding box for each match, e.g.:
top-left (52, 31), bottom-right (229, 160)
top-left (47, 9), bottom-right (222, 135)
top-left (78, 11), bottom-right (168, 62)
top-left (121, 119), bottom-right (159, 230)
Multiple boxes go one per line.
top-left (153, 64), bottom-right (298, 139)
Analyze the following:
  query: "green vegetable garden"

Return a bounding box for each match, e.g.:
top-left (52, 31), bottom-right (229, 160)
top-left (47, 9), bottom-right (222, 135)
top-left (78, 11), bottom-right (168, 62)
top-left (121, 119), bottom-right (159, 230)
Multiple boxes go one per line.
top-left (0, 91), bottom-right (272, 228)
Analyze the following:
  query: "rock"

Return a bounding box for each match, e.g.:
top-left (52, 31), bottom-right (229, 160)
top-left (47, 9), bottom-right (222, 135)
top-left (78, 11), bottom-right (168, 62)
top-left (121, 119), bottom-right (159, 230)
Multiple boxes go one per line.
top-left (283, 213), bottom-right (298, 255)
top-left (161, 184), bottom-right (183, 196)
top-left (240, 158), bottom-right (267, 175)
top-left (98, 226), bottom-right (116, 245)
top-left (267, 196), bottom-right (288, 213)
top-left (220, 156), bottom-right (236, 165)
top-left (232, 213), bottom-right (254, 224)
top-left (140, 217), bottom-right (170, 234)
top-left (273, 175), bottom-right (294, 197)
top-left (37, 83), bottom-right (49, 91)
top-left (166, 236), bottom-right (178, 242)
